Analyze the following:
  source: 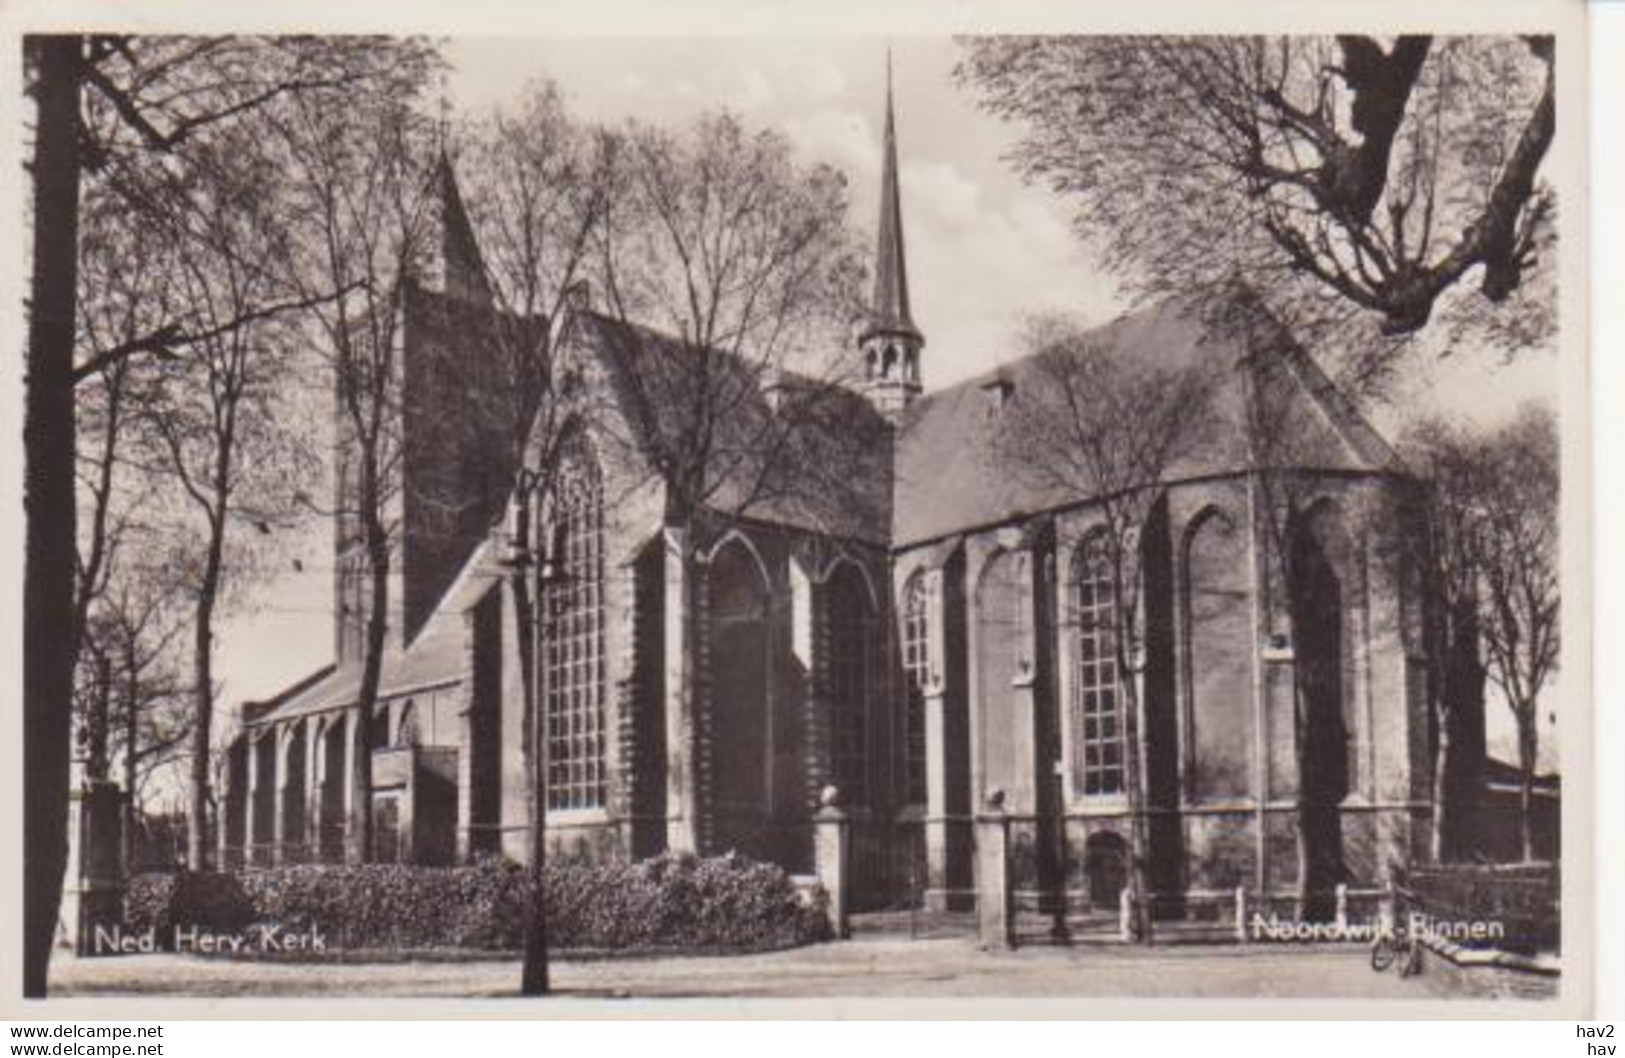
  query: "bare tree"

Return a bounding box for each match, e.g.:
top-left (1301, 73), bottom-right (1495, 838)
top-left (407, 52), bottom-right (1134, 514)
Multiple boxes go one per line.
top-left (993, 316), bottom-right (1223, 939)
top-left (459, 81), bottom-right (614, 468)
top-left (126, 125), bottom-right (320, 870)
top-left (22, 33), bottom-right (439, 995)
top-left (454, 81), bottom-right (616, 997)
top-left (1477, 408), bottom-right (1559, 862)
top-left (270, 84), bottom-right (441, 864)
top-left (75, 572), bottom-right (191, 870)
top-left (71, 182), bottom-right (179, 775)
top-left (956, 36), bottom-right (1556, 386)
top-left (589, 112), bottom-right (868, 881)
top-left (1404, 408), bottom-right (1558, 861)
top-left (594, 112), bottom-right (869, 524)
top-left (1398, 419), bottom-right (1490, 863)
top-left (73, 193), bottom-right (194, 867)
top-left (1409, 407), bottom-right (1558, 862)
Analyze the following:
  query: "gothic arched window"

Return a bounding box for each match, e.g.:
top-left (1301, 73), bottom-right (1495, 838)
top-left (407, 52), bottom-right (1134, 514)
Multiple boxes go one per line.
top-left (395, 700), bottom-right (420, 748)
top-left (1070, 533), bottom-right (1124, 796)
top-left (369, 702), bottom-right (392, 750)
top-left (901, 573), bottom-right (931, 805)
top-left (542, 437), bottom-right (606, 811)
top-left (827, 564), bottom-right (874, 805)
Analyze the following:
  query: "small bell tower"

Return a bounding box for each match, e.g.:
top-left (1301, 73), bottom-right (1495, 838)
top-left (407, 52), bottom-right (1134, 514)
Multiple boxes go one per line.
top-left (860, 53), bottom-right (924, 420)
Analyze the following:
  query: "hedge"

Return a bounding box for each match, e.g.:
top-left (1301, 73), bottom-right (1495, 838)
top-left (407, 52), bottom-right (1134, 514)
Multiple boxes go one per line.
top-left (124, 852), bottom-right (830, 956)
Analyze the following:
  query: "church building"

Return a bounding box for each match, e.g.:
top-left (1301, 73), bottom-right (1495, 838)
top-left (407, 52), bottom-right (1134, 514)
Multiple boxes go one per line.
top-left (223, 77), bottom-right (1439, 920)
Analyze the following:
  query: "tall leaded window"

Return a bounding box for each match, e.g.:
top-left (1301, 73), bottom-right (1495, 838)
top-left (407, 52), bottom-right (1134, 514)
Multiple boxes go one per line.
top-left (542, 440), bottom-right (606, 811)
top-left (827, 565), bottom-right (873, 805)
top-left (1071, 533), bottom-right (1124, 796)
top-left (337, 547), bottom-right (367, 663)
top-left (901, 574), bottom-right (931, 805)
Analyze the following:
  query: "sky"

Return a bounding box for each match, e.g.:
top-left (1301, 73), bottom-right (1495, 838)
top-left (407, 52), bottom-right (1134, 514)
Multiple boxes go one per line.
top-left (210, 36), bottom-right (1561, 770)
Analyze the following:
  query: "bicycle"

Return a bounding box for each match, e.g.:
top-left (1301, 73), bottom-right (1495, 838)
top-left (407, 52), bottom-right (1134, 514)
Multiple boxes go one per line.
top-left (1369, 917), bottom-right (1423, 977)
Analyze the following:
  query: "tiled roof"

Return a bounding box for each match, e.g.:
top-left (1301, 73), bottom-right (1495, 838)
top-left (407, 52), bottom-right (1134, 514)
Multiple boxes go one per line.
top-left (575, 312), bottom-right (894, 545)
top-left (244, 541), bottom-right (499, 728)
top-left (891, 290), bottom-right (1402, 548)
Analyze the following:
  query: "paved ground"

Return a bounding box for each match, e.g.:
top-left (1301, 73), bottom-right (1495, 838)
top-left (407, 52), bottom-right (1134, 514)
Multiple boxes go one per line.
top-left (50, 936), bottom-right (1443, 1001)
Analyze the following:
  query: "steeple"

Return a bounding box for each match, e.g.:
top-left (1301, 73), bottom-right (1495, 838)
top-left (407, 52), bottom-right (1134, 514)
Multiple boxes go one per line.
top-left (859, 51), bottom-right (924, 420)
top-left (435, 148), bottom-right (492, 308)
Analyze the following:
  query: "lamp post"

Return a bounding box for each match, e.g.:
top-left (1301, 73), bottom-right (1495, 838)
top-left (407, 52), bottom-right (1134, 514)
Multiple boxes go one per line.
top-left (498, 486), bottom-right (560, 997)
top-left (1123, 633), bottom-right (1153, 944)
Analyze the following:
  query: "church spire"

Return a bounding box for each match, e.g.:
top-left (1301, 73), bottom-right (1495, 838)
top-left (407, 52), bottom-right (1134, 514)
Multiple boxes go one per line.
top-left (860, 50), bottom-right (924, 420)
top-left (434, 148), bottom-right (492, 307)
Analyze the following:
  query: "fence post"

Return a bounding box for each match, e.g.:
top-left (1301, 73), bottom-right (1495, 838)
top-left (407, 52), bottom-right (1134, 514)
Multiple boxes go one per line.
top-left (1378, 871), bottom-right (1396, 934)
top-left (975, 792), bottom-right (1014, 950)
top-left (1119, 884), bottom-right (1134, 941)
top-left (813, 786), bottom-right (851, 940)
top-left (1335, 883), bottom-right (1349, 932)
top-left (1234, 886), bottom-right (1248, 942)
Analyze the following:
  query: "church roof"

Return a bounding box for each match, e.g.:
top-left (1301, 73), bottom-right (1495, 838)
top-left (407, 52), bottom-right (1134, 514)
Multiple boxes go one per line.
top-left (891, 289), bottom-right (1404, 548)
top-left (242, 540), bottom-right (498, 728)
top-left (571, 310), bottom-right (894, 545)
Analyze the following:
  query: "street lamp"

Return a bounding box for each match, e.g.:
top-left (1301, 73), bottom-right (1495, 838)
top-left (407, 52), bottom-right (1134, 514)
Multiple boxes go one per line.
top-left (497, 486), bottom-right (560, 997)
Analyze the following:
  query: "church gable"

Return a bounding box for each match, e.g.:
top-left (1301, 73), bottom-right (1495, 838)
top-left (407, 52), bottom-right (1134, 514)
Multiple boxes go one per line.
top-left (891, 292), bottom-right (1403, 548)
top-left (561, 309), bottom-right (894, 546)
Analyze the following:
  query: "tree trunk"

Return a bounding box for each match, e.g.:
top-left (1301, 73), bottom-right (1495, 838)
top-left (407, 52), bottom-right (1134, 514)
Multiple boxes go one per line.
top-left (90, 651), bottom-right (112, 780)
top-left (1517, 711), bottom-right (1537, 863)
top-left (352, 505), bottom-right (390, 864)
top-left (1435, 598), bottom-right (1486, 862)
top-left (188, 558), bottom-right (221, 871)
top-left (1118, 673), bottom-right (1153, 942)
top-left (23, 33), bottom-right (85, 999)
top-left (122, 642), bottom-right (139, 872)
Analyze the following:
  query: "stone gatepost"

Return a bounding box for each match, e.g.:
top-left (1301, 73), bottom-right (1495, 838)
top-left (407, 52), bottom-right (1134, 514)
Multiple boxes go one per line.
top-left (976, 791), bottom-right (1014, 950)
top-left (62, 772), bottom-right (124, 955)
top-left (813, 786), bottom-right (851, 939)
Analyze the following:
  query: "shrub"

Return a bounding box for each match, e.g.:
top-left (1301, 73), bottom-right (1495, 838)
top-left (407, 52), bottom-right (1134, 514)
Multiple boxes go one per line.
top-left (124, 871), bottom-right (256, 941)
top-left (122, 852), bottom-right (830, 956)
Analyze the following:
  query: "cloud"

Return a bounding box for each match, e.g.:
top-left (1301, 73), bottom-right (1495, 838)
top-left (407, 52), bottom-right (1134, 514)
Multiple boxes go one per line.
top-left (906, 180), bottom-right (1118, 386)
top-left (796, 57), bottom-right (847, 101)
top-left (727, 67), bottom-right (776, 112)
top-left (781, 107), bottom-right (1110, 389)
top-left (781, 109), bottom-right (880, 179)
top-left (900, 159), bottom-right (981, 229)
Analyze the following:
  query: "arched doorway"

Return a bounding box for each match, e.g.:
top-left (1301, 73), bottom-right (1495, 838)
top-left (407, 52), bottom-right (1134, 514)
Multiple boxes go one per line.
top-left (1291, 508), bottom-right (1354, 918)
top-left (707, 539), bottom-right (771, 859)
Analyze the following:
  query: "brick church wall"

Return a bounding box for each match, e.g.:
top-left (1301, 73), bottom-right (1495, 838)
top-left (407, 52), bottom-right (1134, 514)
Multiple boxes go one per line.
top-left (906, 467), bottom-right (1432, 903)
